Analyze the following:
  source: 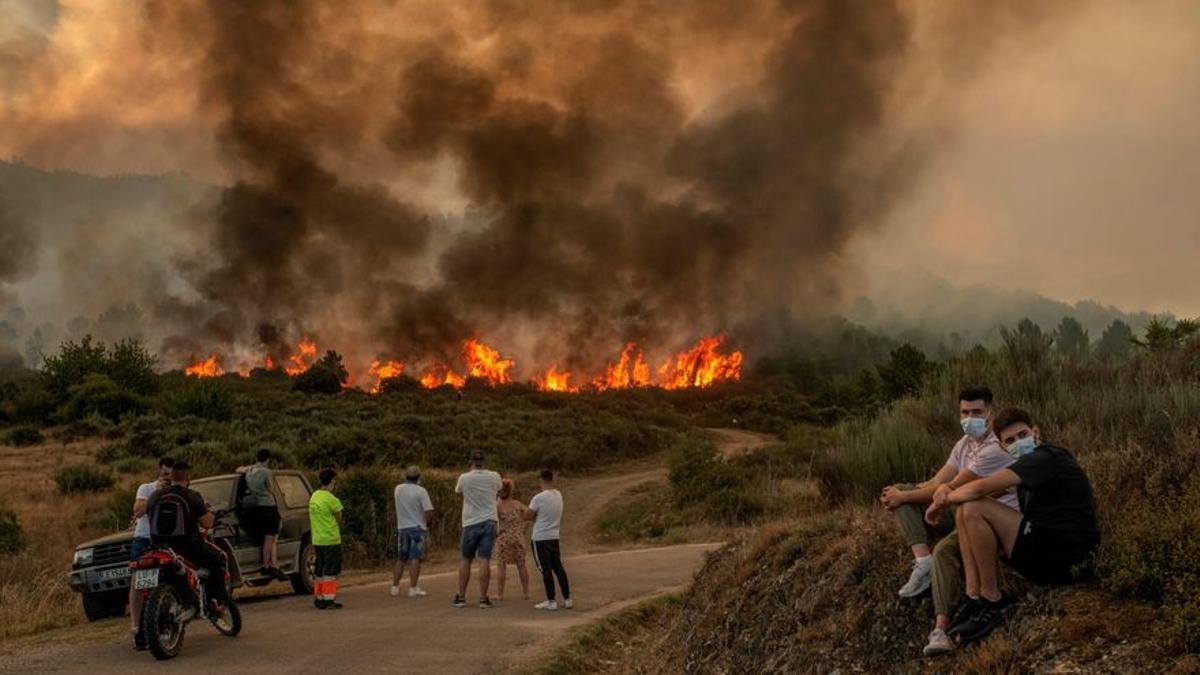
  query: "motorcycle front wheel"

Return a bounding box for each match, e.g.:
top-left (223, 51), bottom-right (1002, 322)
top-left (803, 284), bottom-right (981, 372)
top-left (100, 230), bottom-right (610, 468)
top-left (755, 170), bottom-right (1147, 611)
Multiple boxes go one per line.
top-left (209, 598), bottom-right (242, 637)
top-left (143, 584), bottom-right (186, 660)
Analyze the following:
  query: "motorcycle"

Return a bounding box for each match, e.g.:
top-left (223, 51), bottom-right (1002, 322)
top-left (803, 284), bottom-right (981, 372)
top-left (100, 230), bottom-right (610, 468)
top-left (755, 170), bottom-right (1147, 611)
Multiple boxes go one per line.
top-left (129, 530), bottom-right (242, 660)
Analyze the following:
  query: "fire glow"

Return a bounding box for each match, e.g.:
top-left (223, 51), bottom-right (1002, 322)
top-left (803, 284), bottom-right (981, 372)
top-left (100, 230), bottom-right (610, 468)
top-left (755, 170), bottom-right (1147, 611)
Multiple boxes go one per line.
top-left (184, 335), bottom-right (742, 393)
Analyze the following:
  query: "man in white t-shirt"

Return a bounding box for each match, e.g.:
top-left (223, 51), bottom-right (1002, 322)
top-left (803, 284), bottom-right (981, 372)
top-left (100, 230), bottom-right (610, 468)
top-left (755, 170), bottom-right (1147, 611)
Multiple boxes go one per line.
top-left (526, 468), bottom-right (571, 611)
top-left (878, 386), bottom-right (1019, 657)
top-left (392, 465), bottom-right (435, 598)
top-left (129, 456), bottom-right (174, 650)
top-left (453, 451), bottom-right (502, 609)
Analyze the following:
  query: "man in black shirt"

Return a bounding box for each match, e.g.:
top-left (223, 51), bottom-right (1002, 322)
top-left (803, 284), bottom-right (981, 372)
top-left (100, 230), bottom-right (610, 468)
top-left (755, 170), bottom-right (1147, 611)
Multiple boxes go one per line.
top-left (924, 407), bottom-right (1099, 645)
top-left (145, 462), bottom-right (230, 610)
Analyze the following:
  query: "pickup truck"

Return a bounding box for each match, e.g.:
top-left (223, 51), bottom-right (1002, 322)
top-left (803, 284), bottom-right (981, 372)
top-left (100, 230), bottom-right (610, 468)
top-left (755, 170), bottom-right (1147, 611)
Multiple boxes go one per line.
top-left (67, 468), bottom-right (317, 621)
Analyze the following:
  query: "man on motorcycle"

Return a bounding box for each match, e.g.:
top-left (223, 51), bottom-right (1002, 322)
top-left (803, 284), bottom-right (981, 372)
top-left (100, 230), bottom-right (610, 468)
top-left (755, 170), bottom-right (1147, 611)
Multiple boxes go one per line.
top-left (145, 461), bottom-right (230, 613)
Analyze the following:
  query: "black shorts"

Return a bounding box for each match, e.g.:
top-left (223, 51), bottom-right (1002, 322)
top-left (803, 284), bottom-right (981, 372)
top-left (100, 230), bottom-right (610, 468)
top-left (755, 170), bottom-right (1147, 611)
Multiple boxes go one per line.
top-left (314, 545), bottom-right (343, 578)
top-left (242, 506), bottom-right (281, 543)
top-left (1008, 518), bottom-right (1098, 584)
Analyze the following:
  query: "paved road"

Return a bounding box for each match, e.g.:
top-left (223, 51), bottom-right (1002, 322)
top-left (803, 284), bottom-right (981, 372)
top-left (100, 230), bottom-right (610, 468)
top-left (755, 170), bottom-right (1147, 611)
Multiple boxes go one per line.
top-left (1, 543), bottom-right (717, 674)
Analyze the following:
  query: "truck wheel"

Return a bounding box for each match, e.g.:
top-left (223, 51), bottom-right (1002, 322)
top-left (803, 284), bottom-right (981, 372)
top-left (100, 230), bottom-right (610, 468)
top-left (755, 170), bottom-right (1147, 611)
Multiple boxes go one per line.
top-left (82, 590), bottom-right (126, 622)
top-left (82, 592), bottom-right (111, 621)
top-left (290, 539), bottom-right (315, 595)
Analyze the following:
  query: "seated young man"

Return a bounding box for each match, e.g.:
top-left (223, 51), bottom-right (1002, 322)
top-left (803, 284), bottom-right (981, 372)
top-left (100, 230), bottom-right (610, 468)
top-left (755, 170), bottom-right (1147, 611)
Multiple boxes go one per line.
top-left (925, 406), bottom-right (1100, 645)
top-left (880, 386), bottom-right (1019, 656)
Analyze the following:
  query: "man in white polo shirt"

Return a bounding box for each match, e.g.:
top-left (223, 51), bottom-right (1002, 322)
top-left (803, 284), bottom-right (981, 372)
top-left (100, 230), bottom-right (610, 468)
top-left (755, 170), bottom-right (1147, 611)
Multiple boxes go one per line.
top-left (453, 450), bottom-right (502, 609)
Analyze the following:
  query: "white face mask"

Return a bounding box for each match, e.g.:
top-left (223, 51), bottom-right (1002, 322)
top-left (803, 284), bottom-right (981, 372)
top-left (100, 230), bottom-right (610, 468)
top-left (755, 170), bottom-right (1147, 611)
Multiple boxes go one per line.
top-left (960, 416), bottom-right (989, 439)
top-left (1007, 436), bottom-right (1038, 458)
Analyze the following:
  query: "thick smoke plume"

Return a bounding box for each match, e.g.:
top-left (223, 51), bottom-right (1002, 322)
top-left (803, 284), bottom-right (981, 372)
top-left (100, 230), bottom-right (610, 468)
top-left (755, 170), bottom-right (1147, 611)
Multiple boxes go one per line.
top-left (1, 0), bottom-right (1080, 373)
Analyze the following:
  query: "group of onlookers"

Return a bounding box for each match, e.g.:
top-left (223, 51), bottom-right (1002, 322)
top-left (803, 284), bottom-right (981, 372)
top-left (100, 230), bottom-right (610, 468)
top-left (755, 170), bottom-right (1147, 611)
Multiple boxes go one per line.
top-left (294, 450), bottom-right (572, 613)
top-left (444, 451), bottom-right (571, 610)
top-left (881, 386), bottom-right (1100, 657)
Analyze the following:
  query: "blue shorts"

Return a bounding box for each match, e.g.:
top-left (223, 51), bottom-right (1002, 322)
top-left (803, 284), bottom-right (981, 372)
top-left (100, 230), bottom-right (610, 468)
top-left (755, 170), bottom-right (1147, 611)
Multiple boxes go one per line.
top-left (461, 521), bottom-right (497, 560)
top-left (130, 537), bottom-right (151, 562)
top-left (397, 527), bottom-right (426, 562)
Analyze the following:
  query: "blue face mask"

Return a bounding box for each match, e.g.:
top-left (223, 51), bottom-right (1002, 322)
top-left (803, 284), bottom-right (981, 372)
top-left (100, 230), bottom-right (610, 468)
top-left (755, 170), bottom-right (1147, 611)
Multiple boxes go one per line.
top-left (960, 416), bottom-right (989, 439)
top-left (1007, 436), bottom-right (1038, 458)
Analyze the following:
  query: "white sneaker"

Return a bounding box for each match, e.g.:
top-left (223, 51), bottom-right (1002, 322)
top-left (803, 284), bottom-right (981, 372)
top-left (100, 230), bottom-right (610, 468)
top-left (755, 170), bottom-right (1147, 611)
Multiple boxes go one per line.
top-left (923, 628), bottom-right (953, 656)
top-left (898, 557), bottom-right (933, 597)
top-left (408, 587), bottom-right (427, 598)
top-left (390, 585), bottom-right (400, 597)
top-left (562, 598), bottom-right (573, 609)
top-left (535, 600), bottom-right (558, 611)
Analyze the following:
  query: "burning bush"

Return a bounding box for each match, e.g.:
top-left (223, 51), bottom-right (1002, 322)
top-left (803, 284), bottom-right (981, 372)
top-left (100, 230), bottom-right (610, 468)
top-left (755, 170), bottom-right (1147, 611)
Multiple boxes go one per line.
top-left (292, 350), bottom-right (348, 395)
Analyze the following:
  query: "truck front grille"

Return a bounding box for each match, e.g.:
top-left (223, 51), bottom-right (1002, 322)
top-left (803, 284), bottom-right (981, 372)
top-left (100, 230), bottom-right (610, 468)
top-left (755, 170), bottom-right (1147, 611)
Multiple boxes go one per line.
top-left (93, 541), bottom-right (132, 566)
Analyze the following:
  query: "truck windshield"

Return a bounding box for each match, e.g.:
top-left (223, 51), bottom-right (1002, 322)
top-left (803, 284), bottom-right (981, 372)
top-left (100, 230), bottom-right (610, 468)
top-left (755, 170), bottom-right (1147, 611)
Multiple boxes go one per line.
top-left (192, 478), bottom-right (235, 511)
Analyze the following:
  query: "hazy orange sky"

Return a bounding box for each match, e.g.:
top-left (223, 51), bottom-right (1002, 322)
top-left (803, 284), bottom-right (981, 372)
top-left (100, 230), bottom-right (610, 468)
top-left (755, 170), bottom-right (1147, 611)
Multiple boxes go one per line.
top-left (2, 0), bottom-right (1198, 319)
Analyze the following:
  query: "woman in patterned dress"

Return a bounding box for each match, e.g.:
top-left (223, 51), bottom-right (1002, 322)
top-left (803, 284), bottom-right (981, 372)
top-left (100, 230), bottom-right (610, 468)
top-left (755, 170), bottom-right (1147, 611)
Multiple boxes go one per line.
top-left (495, 479), bottom-right (531, 601)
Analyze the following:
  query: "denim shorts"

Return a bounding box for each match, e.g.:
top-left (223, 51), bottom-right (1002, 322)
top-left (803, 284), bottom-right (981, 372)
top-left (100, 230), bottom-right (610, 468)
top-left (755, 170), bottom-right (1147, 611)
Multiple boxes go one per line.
top-left (130, 536), bottom-right (151, 561)
top-left (461, 521), bottom-right (497, 560)
top-left (397, 527), bottom-right (426, 562)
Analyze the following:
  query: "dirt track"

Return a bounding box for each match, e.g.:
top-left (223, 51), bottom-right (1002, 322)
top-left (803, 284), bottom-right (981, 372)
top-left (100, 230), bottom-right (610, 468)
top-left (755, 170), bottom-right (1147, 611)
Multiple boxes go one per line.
top-left (0, 430), bottom-right (774, 674)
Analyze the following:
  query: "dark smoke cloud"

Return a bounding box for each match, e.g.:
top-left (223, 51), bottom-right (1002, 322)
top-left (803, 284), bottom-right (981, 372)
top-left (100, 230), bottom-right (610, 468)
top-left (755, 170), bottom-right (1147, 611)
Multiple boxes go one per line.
top-left (0, 195), bottom-right (37, 287)
top-left (2, 0), bottom-right (1084, 374)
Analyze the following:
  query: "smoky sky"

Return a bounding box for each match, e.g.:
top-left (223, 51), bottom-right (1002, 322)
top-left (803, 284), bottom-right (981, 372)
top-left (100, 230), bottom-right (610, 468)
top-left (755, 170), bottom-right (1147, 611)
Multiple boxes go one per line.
top-left (3, 0), bottom-right (1147, 373)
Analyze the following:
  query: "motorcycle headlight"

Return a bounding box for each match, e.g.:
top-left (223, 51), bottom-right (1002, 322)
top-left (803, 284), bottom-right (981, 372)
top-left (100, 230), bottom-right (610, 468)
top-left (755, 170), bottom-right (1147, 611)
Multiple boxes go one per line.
top-left (73, 548), bottom-right (94, 566)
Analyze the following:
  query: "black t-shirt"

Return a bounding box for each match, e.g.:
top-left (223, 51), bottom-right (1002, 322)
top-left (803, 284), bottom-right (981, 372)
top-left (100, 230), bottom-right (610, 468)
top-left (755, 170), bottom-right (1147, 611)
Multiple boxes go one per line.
top-left (1010, 444), bottom-right (1100, 545)
top-left (146, 484), bottom-right (209, 546)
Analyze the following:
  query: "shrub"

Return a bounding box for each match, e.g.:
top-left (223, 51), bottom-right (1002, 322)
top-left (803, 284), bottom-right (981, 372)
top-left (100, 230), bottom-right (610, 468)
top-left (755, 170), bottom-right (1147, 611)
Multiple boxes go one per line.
top-left (54, 414), bottom-right (114, 443)
top-left (169, 379), bottom-right (234, 421)
top-left (58, 374), bottom-right (148, 423)
top-left (293, 351), bottom-right (349, 395)
top-left (0, 507), bottom-right (23, 554)
top-left (54, 464), bottom-right (115, 494)
top-left (111, 456), bottom-right (149, 474)
top-left (668, 437), bottom-right (764, 524)
top-left (4, 425), bottom-right (44, 447)
top-left (336, 469), bottom-right (396, 564)
top-left (39, 336), bottom-right (158, 406)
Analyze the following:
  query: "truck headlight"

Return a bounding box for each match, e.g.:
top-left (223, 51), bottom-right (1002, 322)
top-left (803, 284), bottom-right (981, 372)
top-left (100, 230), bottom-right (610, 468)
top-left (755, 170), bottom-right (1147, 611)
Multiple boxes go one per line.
top-left (73, 548), bottom-right (94, 566)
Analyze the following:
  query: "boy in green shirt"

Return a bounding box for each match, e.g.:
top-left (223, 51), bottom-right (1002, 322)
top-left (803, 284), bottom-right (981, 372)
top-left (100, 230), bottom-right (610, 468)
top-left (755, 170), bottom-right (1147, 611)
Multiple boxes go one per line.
top-left (309, 468), bottom-right (345, 610)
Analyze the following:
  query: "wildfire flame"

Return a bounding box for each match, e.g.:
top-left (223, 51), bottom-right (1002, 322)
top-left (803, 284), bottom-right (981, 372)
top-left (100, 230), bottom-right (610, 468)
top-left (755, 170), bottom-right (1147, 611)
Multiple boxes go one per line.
top-left (592, 343), bottom-right (651, 391)
top-left (659, 335), bottom-right (743, 389)
top-left (534, 366), bottom-right (577, 393)
top-left (368, 359), bottom-right (406, 394)
top-left (184, 354), bottom-right (224, 378)
top-left (463, 338), bottom-right (514, 385)
top-left (284, 337), bottom-right (319, 376)
top-left (419, 363), bottom-right (466, 389)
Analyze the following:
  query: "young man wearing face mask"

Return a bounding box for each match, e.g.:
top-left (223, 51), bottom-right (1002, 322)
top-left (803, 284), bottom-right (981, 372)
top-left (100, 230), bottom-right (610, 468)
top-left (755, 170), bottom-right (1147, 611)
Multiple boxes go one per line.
top-left (925, 407), bottom-right (1100, 646)
top-left (879, 386), bottom-right (1019, 656)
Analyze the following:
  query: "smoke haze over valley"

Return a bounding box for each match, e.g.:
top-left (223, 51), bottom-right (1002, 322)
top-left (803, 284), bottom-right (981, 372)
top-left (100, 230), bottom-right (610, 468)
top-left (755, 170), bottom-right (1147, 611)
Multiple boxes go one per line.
top-left (1, 0), bottom-right (1197, 375)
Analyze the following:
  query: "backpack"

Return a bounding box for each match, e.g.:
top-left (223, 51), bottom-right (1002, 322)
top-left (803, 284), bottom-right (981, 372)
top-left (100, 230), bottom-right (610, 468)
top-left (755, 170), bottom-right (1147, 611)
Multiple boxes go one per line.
top-left (150, 489), bottom-right (193, 538)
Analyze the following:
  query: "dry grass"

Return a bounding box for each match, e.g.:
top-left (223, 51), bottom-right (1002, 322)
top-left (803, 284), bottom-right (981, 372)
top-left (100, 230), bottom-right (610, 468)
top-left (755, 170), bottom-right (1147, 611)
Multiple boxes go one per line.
top-left (0, 438), bottom-right (136, 642)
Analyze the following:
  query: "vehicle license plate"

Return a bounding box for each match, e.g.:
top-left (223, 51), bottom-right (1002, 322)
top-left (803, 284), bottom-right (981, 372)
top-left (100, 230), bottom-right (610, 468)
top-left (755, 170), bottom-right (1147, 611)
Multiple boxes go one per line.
top-left (134, 568), bottom-right (160, 589)
top-left (98, 567), bottom-right (130, 582)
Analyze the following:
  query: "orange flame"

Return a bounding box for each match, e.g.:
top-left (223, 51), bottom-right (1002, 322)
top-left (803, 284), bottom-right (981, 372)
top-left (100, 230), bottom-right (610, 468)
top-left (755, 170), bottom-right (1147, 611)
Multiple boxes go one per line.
top-left (592, 343), bottom-right (651, 391)
top-left (284, 337), bottom-right (319, 376)
top-left (419, 363), bottom-right (466, 389)
top-left (463, 338), bottom-right (514, 385)
top-left (534, 366), bottom-right (577, 393)
top-left (263, 355), bottom-right (276, 371)
top-left (660, 335), bottom-right (743, 389)
top-left (368, 359), bottom-right (406, 394)
top-left (184, 354), bottom-right (224, 378)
